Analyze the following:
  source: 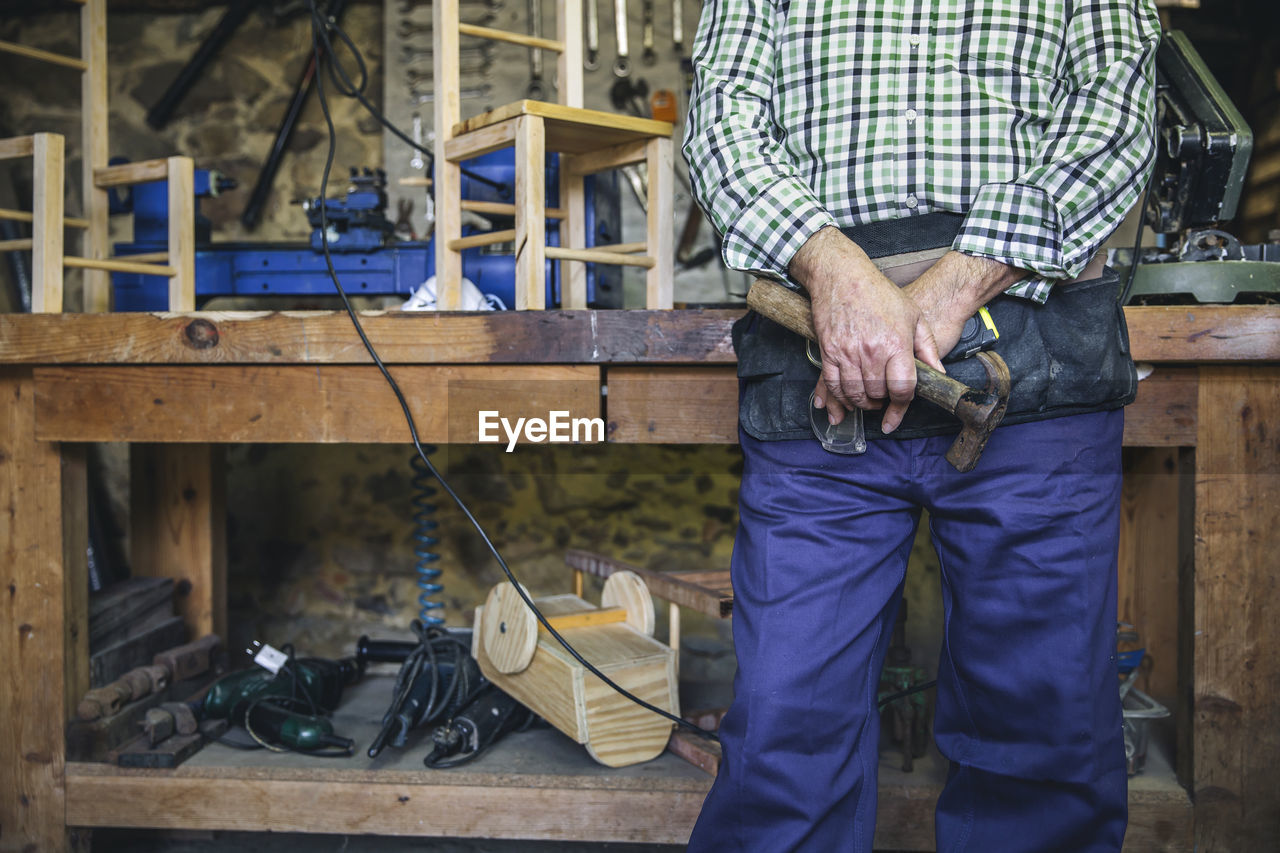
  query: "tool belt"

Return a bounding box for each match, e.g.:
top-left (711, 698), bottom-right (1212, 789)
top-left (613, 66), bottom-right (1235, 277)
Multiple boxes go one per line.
top-left (734, 213), bottom-right (1139, 441)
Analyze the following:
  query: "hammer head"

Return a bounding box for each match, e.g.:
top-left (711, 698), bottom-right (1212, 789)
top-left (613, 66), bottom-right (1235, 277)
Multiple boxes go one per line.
top-left (944, 351), bottom-right (1011, 473)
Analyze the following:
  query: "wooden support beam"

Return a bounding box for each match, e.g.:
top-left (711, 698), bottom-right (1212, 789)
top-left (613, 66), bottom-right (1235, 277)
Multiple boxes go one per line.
top-left (93, 159), bottom-right (169, 189)
top-left (546, 247), bottom-right (655, 268)
top-left (0, 238), bottom-right (34, 252)
top-left (81, 0), bottom-right (110, 312)
top-left (0, 135), bottom-right (35, 160)
top-left (63, 256), bottom-right (177, 277)
top-left (434, 0), bottom-right (463, 310)
top-left (167, 157), bottom-right (196, 311)
top-left (1192, 366), bottom-right (1280, 852)
top-left (130, 444), bottom-right (226, 641)
top-left (32, 364), bottom-right (603, 443)
top-left (461, 200), bottom-right (565, 219)
top-left (560, 153), bottom-right (588, 309)
top-left (558, 0), bottom-right (583, 108)
top-left (31, 133), bottom-right (65, 314)
top-left (0, 208), bottom-right (90, 230)
top-left (514, 115), bottom-right (547, 309)
top-left (447, 229), bottom-right (516, 251)
top-left (0, 369), bottom-right (89, 852)
top-left (565, 140), bottom-right (649, 176)
top-left (443, 119), bottom-right (518, 162)
top-left (646, 136), bottom-right (675, 309)
top-left (0, 40), bottom-right (88, 71)
top-left (113, 252), bottom-right (168, 264)
top-left (457, 23), bottom-right (564, 53)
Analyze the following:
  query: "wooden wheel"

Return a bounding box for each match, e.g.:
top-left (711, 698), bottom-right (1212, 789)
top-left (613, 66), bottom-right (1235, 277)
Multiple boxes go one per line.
top-left (601, 570), bottom-right (655, 636)
top-left (480, 582), bottom-right (538, 674)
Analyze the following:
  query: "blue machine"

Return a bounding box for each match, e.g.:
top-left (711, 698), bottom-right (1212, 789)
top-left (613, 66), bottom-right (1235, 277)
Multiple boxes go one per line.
top-left (110, 152), bottom-right (622, 310)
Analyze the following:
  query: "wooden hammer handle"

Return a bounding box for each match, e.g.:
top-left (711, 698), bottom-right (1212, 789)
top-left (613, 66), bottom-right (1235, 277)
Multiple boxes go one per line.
top-left (745, 279), bottom-right (967, 411)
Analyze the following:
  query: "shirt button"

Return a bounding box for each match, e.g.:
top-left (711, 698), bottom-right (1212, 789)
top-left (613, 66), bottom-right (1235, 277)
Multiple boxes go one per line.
top-left (909, 33), bottom-right (922, 47)
top-left (905, 195), bottom-right (919, 209)
top-left (905, 108), bottom-right (918, 122)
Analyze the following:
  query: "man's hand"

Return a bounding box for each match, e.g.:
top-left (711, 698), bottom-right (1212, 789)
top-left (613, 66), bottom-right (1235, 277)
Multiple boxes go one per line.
top-left (789, 227), bottom-right (943, 434)
top-left (903, 251), bottom-right (1027, 356)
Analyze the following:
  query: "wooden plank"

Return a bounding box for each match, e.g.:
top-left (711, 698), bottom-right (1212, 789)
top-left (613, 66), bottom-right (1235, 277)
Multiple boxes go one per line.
top-left (457, 23), bottom-right (564, 52)
top-left (0, 307), bottom-right (1270, 367)
top-left (93, 160), bottom-right (170, 189)
top-left (0, 368), bottom-right (87, 851)
top-left (90, 616), bottom-right (186, 688)
top-left (1193, 366), bottom-right (1280, 852)
top-left (31, 133), bottom-right (65, 314)
top-left (128, 445), bottom-right (225, 642)
top-left (560, 153), bottom-right (588, 309)
top-left (443, 118), bottom-right (517, 162)
top-left (565, 551), bottom-right (734, 619)
top-left (0, 40), bottom-right (87, 70)
top-left (545, 246), bottom-right (654, 268)
top-left (557, 0), bottom-right (583, 109)
top-left (1117, 448), bottom-right (1187, 705)
top-left (65, 770), bottom-right (705, 843)
top-left (0, 135), bottom-right (35, 160)
top-left (1125, 305), bottom-right (1280, 363)
top-left (454, 102), bottom-right (672, 155)
top-left (89, 577), bottom-right (174, 647)
top-left (514, 115), bottom-right (547, 310)
top-left (33, 364), bottom-right (602, 443)
top-left (81, 0), bottom-right (111, 312)
top-left (0, 207), bottom-right (90, 230)
top-left (646, 136), bottom-right (675, 309)
top-left (167, 157), bottom-right (196, 311)
top-left (1123, 368), bottom-right (1198, 446)
top-left (606, 366), bottom-right (738, 443)
top-left (433, 0), bottom-right (462, 310)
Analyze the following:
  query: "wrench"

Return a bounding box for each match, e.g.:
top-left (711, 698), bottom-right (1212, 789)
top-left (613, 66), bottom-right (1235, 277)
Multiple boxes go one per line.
top-left (401, 43), bottom-right (494, 64)
top-left (672, 0), bottom-right (682, 55)
top-left (584, 0), bottom-right (600, 71)
top-left (642, 0), bottom-right (655, 65)
top-left (410, 114), bottom-right (425, 171)
top-left (526, 0), bottom-right (546, 99)
top-left (613, 0), bottom-right (630, 77)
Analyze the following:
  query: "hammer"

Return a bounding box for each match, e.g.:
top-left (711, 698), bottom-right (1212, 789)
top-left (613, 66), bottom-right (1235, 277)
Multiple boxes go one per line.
top-left (746, 279), bottom-right (1011, 473)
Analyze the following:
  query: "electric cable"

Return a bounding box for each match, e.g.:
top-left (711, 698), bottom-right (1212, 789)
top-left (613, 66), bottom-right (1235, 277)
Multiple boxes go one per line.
top-left (304, 1), bottom-right (717, 743)
top-left (1120, 176), bottom-right (1155, 306)
top-left (306, 0), bottom-right (506, 195)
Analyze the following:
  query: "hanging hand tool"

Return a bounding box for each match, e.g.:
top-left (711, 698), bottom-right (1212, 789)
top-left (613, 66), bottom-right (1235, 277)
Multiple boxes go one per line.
top-left (641, 0), bottom-right (656, 65)
top-left (613, 0), bottom-right (631, 77)
top-left (584, 0), bottom-right (601, 70)
top-left (145, 0), bottom-right (257, 130)
top-left (526, 0), bottom-right (547, 99)
top-left (746, 279), bottom-right (1012, 473)
top-left (241, 0), bottom-right (351, 230)
top-left (672, 0), bottom-right (683, 56)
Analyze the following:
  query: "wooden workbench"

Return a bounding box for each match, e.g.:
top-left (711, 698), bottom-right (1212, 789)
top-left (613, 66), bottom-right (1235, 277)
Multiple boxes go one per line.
top-left (1, 306), bottom-right (1276, 852)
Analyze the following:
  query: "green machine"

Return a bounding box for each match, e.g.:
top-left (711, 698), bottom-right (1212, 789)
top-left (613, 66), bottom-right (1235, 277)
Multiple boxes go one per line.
top-left (1126, 31), bottom-right (1279, 303)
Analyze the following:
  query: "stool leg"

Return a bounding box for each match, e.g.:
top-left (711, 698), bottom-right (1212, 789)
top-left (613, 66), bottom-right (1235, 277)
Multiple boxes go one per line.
top-left (515, 114), bottom-right (547, 310)
top-left (31, 133), bottom-right (64, 314)
top-left (560, 153), bottom-right (588, 309)
top-left (645, 135), bottom-right (673, 309)
top-left (166, 156), bottom-right (195, 312)
top-left (435, 156), bottom-right (464, 310)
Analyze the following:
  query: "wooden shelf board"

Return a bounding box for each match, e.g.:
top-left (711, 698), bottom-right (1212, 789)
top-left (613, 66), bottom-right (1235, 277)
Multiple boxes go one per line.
top-left (0, 307), bottom-right (1274, 367)
top-left (454, 101), bottom-right (673, 155)
top-left (65, 676), bottom-right (1190, 849)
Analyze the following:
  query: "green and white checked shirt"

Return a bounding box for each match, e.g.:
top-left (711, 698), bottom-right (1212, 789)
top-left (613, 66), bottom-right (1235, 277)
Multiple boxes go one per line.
top-left (683, 0), bottom-right (1162, 301)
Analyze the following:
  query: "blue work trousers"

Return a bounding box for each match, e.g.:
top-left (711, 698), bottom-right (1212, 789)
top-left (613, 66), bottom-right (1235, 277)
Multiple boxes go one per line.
top-left (688, 410), bottom-right (1128, 852)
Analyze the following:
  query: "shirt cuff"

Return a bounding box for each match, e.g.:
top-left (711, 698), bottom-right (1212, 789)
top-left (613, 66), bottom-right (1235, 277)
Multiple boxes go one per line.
top-left (954, 182), bottom-right (1072, 302)
top-left (718, 177), bottom-right (837, 284)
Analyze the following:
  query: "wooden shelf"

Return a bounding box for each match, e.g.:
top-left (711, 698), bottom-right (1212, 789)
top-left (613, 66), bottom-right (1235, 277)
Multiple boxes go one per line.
top-left (64, 676), bottom-right (1191, 850)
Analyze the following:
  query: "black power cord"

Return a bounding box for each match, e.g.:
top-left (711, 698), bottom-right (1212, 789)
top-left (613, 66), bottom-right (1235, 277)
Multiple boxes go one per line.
top-left (303, 1), bottom-right (717, 743)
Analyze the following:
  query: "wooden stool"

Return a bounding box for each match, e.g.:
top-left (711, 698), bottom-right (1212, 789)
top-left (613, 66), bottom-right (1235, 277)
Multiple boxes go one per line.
top-left (432, 0), bottom-right (675, 310)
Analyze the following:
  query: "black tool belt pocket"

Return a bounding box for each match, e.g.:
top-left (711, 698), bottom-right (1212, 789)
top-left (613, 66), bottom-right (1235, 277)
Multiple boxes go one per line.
top-left (734, 267), bottom-right (1138, 442)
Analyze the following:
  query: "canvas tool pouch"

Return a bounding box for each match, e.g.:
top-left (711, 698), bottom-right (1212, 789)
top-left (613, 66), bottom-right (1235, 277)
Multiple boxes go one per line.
top-left (734, 213), bottom-right (1139, 441)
